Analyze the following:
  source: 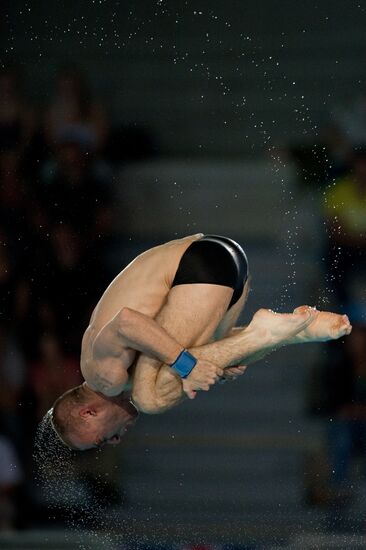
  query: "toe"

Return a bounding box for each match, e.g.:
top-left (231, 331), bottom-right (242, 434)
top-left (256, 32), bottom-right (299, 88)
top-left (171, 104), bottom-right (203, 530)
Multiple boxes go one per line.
top-left (293, 305), bottom-right (310, 315)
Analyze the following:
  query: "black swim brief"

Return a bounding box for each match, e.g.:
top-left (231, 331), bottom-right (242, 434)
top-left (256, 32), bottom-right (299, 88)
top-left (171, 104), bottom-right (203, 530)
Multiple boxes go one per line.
top-left (172, 235), bottom-right (248, 309)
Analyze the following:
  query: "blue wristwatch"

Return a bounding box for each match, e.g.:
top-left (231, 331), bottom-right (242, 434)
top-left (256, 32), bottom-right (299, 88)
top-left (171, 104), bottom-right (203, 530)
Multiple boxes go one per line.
top-left (170, 349), bottom-right (197, 378)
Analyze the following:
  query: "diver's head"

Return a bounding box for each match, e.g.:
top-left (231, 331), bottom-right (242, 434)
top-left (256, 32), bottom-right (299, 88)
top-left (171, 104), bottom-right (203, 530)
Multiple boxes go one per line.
top-left (49, 383), bottom-right (139, 451)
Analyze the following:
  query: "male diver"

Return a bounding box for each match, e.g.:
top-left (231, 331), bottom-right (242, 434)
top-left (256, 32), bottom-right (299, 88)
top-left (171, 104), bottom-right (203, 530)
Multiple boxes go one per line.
top-left (48, 234), bottom-right (352, 450)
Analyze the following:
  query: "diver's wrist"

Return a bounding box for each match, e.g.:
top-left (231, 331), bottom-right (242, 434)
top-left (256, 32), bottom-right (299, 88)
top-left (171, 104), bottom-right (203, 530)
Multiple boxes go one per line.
top-left (170, 349), bottom-right (197, 378)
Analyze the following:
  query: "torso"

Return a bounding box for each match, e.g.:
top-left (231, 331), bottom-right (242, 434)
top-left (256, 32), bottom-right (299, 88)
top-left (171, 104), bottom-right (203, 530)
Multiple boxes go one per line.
top-left (80, 234), bottom-right (203, 385)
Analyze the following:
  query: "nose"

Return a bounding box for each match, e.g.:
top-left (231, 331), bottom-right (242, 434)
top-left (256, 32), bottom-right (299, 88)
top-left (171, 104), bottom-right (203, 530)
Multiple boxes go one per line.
top-left (106, 434), bottom-right (121, 445)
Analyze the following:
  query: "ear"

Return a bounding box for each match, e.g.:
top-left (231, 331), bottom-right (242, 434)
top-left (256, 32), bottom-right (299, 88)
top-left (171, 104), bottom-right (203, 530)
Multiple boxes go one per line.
top-left (79, 406), bottom-right (98, 419)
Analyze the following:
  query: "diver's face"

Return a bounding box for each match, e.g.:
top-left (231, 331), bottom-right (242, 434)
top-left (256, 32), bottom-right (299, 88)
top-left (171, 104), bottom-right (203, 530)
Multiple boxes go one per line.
top-left (72, 393), bottom-right (139, 451)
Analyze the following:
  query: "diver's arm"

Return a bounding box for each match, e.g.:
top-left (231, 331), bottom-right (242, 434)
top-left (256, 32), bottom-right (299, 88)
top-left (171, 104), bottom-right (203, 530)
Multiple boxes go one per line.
top-left (83, 308), bottom-right (186, 397)
top-left (92, 307), bottom-right (223, 401)
top-left (93, 307), bottom-right (184, 365)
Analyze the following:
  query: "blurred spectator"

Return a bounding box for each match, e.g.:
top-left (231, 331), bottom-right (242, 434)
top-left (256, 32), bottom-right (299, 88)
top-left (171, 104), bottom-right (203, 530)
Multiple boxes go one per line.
top-left (18, 138), bottom-right (115, 359)
top-left (0, 62), bottom-right (131, 531)
top-left (21, 223), bottom-right (103, 357)
top-left (323, 147), bottom-right (366, 310)
top-left (0, 151), bottom-right (30, 247)
top-left (0, 227), bottom-right (24, 327)
top-left (320, 324), bottom-right (366, 506)
top-left (0, 221), bottom-right (31, 480)
top-left (305, 330), bottom-right (366, 508)
top-left (38, 137), bottom-right (116, 295)
top-left (0, 435), bottom-right (23, 531)
top-left (29, 333), bottom-right (82, 420)
top-left (0, 325), bottom-right (26, 451)
top-left (39, 139), bottom-right (113, 239)
top-left (0, 66), bottom-right (35, 156)
top-left (325, 93), bottom-right (366, 178)
top-left (44, 66), bottom-right (109, 154)
top-left (307, 148), bottom-right (366, 507)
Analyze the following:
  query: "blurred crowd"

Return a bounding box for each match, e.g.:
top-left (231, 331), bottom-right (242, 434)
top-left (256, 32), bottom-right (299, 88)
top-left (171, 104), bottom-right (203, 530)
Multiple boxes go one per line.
top-left (1, 60), bottom-right (366, 531)
top-left (0, 64), bottom-right (156, 530)
top-left (303, 96), bottom-right (366, 511)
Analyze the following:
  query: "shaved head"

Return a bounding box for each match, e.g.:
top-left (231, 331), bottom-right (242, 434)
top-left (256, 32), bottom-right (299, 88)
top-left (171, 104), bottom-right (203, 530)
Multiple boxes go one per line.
top-left (51, 385), bottom-right (88, 449)
top-left (50, 384), bottom-right (139, 451)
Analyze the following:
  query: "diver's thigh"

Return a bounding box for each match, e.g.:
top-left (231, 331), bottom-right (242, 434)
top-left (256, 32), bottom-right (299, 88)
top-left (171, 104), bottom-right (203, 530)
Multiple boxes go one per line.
top-left (157, 282), bottom-right (233, 347)
top-left (214, 277), bottom-right (250, 339)
top-left (131, 283), bottom-right (233, 409)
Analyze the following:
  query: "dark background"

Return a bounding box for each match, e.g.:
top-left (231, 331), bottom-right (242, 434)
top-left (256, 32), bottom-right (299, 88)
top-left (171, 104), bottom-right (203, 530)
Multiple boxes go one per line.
top-left (1, 1), bottom-right (366, 549)
top-left (3, 0), bottom-right (366, 156)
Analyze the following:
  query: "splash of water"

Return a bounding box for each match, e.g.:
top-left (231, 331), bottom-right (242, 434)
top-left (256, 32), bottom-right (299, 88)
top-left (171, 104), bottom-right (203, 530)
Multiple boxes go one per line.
top-left (33, 412), bottom-right (80, 513)
top-left (33, 412), bottom-right (126, 548)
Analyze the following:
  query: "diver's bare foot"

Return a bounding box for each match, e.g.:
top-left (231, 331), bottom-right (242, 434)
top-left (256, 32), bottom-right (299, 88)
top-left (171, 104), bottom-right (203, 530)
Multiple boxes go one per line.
top-left (247, 306), bottom-right (317, 347)
top-left (290, 306), bottom-right (352, 343)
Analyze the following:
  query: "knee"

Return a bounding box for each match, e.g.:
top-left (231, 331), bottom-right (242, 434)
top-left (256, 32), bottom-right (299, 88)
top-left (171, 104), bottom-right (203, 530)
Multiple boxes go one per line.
top-left (132, 388), bottom-right (163, 415)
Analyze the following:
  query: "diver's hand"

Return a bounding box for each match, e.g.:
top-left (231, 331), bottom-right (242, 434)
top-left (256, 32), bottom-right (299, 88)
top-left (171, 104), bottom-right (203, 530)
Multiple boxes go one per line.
top-left (182, 360), bottom-right (224, 399)
top-left (219, 364), bottom-right (248, 384)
